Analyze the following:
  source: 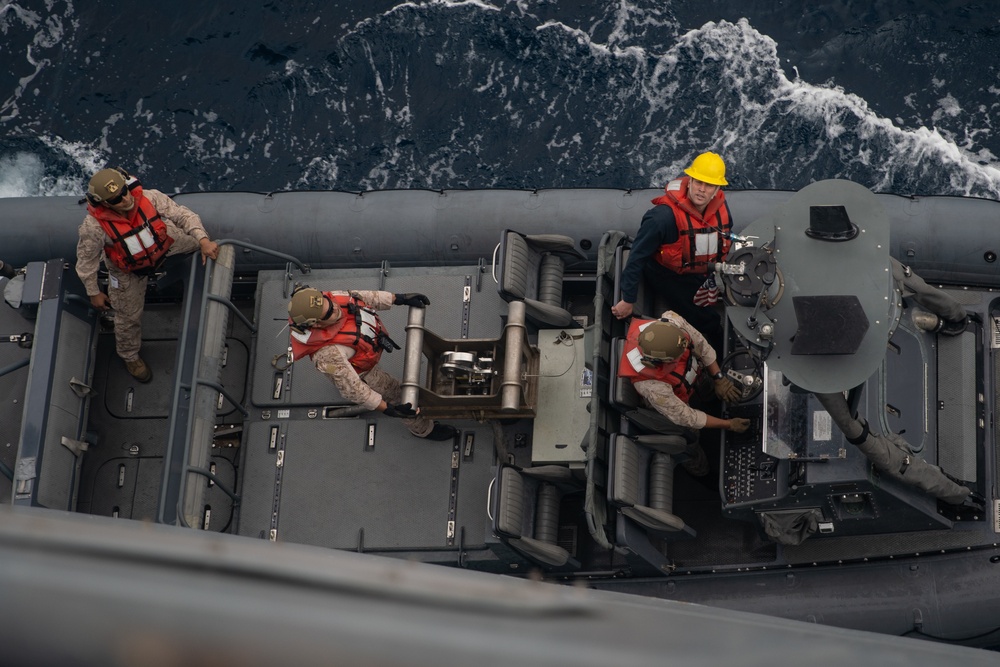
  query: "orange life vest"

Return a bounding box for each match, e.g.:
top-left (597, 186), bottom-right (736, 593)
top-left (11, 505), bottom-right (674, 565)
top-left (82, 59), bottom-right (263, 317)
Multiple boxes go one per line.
top-left (288, 293), bottom-right (387, 373)
top-left (651, 176), bottom-right (732, 275)
top-left (87, 180), bottom-right (174, 273)
top-left (617, 317), bottom-right (699, 403)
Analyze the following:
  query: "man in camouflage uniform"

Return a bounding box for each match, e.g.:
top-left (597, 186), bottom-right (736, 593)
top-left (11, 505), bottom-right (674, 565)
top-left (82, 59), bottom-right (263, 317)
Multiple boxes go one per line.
top-left (288, 287), bottom-right (457, 441)
top-left (77, 168), bottom-right (220, 382)
top-left (618, 310), bottom-right (751, 475)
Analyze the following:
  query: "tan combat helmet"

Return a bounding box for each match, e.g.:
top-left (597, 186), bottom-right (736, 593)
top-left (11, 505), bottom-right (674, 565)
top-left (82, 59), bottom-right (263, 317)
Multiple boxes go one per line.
top-left (288, 287), bottom-right (338, 328)
top-left (87, 167), bottom-right (129, 205)
top-left (637, 320), bottom-right (689, 365)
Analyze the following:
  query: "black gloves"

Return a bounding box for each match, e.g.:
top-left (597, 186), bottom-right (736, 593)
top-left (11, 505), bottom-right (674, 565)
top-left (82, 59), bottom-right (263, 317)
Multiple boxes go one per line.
top-left (394, 293), bottom-right (430, 308)
top-left (384, 402), bottom-right (417, 418)
top-left (376, 332), bottom-right (401, 353)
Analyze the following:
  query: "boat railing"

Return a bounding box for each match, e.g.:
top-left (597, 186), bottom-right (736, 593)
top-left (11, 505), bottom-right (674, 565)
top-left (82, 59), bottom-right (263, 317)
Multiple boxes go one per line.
top-left (583, 231), bottom-right (629, 551)
top-left (158, 240), bottom-right (309, 528)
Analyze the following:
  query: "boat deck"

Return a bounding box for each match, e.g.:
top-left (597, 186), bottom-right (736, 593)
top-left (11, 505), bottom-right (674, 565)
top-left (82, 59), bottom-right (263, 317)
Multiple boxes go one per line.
top-left (1, 238), bottom-right (996, 580)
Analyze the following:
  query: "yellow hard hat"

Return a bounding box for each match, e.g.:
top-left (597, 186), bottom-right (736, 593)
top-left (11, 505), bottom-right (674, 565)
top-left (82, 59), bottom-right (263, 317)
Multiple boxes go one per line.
top-left (684, 152), bottom-right (728, 186)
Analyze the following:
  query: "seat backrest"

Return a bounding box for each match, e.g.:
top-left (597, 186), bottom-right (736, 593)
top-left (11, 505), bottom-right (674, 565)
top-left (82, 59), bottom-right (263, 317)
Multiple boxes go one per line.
top-left (647, 453), bottom-right (675, 514)
top-left (496, 465), bottom-right (528, 539)
top-left (493, 465), bottom-right (576, 568)
top-left (612, 245), bottom-right (653, 318)
top-left (498, 231), bottom-right (536, 302)
top-left (496, 230), bottom-right (582, 328)
top-left (537, 253), bottom-right (564, 307)
top-left (609, 337), bottom-right (642, 410)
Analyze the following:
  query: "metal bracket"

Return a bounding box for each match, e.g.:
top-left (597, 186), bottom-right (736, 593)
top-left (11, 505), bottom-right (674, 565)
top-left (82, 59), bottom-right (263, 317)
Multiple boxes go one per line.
top-left (463, 431), bottom-right (475, 461)
top-left (3, 333), bottom-right (32, 348)
top-left (462, 276), bottom-right (472, 339)
top-left (69, 376), bottom-right (96, 398)
top-left (14, 457), bottom-right (35, 499)
top-left (60, 436), bottom-right (90, 457)
top-left (446, 439), bottom-right (461, 546)
top-left (379, 260), bottom-right (391, 291)
top-left (269, 425), bottom-right (287, 542)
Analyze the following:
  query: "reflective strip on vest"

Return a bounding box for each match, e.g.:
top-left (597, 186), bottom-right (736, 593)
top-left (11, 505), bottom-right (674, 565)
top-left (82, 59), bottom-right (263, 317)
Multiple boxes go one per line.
top-left (123, 225), bottom-right (158, 256)
top-left (694, 231), bottom-right (719, 258)
top-left (683, 363), bottom-right (698, 386)
top-left (358, 308), bottom-right (379, 341)
top-left (624, 320), bottom-right (655, 374)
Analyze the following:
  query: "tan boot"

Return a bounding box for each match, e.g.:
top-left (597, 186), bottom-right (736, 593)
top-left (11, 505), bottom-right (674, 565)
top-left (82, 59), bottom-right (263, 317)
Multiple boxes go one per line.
top-left (125, 357), bottom-right (152, 383)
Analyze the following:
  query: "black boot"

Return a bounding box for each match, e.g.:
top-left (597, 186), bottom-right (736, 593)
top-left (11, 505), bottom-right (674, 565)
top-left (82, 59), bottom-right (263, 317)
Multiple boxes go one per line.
top-left (421, 422), bottom-right (458, 441)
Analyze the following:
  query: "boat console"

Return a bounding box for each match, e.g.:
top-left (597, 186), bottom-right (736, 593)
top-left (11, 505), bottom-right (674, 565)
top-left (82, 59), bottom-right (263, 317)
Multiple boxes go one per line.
top-left (713, 181), bottom-right (980, 540)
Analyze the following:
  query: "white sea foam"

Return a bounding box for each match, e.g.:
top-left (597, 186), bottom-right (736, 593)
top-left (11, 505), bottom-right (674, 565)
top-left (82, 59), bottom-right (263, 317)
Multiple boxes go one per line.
top-left (386, 0), bottom-right (501, 16)
top-left (0, 140), bottom-right (100, 198)
top-left (448, 9), bottom-right (1000, 196)
top-left (0, 152), bottom-right (45, 197)
top-left (633, 19), bottom-right (1000, 197)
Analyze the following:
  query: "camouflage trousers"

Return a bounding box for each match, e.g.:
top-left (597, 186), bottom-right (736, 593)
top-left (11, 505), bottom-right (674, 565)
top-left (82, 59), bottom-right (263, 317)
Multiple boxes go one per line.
top-left (107, 234), bottom-right (201, 361)
top-left (359, 365), bottom-right (434, 437)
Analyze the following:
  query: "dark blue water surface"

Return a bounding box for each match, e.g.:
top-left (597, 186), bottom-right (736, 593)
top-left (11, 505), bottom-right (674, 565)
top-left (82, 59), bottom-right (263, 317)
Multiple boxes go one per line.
top-left (1, 1), bottom-right (998, 197)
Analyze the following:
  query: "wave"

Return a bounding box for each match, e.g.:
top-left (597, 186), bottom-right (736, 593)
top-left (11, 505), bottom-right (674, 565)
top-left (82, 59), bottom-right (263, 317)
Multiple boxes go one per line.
top-left (0, 1), bottom-right (996, 199)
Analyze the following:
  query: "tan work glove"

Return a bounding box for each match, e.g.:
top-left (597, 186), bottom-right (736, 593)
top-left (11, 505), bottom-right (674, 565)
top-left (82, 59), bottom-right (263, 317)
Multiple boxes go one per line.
top-left (714, 376), bottom-right (742, 403)
top-left (728, 417), bottom-right (751, 433)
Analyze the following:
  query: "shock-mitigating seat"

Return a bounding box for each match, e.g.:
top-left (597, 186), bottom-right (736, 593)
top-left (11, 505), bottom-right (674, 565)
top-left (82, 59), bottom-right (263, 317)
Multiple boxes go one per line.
top-left (491, 464), bottom-right (580, 569)
top-left (607, 434), bottom-right (694, 537)
top-left (494, 230), bottom-right (586, 328)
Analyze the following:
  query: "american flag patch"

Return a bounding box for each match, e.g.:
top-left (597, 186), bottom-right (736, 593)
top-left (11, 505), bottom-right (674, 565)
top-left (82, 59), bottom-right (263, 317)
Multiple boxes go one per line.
top-left (693, 274), bottom-right (719, 307)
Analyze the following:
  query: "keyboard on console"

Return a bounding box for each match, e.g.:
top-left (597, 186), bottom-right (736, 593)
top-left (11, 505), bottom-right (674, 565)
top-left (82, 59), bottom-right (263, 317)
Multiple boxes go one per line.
top-left (722, 409), bottom-right (780, 506)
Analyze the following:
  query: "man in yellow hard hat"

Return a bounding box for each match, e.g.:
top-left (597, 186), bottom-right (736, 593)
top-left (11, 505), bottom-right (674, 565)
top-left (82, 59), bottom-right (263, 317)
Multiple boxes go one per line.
top-left (611, 152), bottom-right (733, 349)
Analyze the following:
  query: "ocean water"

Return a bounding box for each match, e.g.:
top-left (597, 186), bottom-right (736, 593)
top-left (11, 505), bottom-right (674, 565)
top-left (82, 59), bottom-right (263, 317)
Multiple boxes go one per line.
top-left (1, 0), bottom-right (998, 198)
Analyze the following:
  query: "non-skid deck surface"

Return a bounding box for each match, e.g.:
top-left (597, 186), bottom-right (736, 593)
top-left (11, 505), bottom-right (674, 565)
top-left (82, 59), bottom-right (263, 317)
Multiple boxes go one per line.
top-left (238, 265), bottom-right (508, 550)
top-left (78, 301), bottom-right (251, 524)
top-left (237, 417), bottom-right (494, 550)
top-left (83, 454), bottom-right (237, 528)
top-left (101, 338), bottom-right (250, 420)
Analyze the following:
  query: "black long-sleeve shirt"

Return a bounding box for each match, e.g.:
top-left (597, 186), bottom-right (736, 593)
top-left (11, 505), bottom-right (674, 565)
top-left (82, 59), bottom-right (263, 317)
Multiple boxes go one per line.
top-left (619, 204), bottom-right (680, 304)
